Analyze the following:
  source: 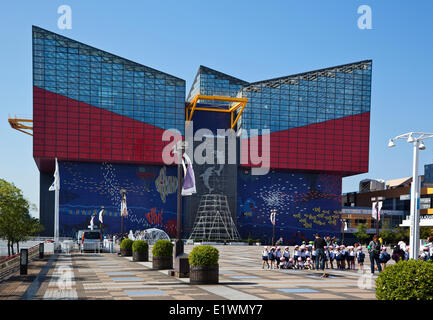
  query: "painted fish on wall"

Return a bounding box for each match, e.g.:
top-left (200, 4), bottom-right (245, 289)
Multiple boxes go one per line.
top-left (155, 166), bottom-right (177, 203)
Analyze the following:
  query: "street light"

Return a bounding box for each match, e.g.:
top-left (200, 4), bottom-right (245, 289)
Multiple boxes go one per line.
top-left (388, 139), bottom-right (395, 148)
top-left (172, 140), bottom-right (189, 277)
top-left (388, 132), bottom-right (433, 259)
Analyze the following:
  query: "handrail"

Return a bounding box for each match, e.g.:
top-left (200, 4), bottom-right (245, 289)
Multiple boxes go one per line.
top-left (0, 241), bottom-right (50, 281)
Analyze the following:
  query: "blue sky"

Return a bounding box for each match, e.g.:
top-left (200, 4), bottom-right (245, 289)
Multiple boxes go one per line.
top-left (0, 1), bottom-right (432, 218)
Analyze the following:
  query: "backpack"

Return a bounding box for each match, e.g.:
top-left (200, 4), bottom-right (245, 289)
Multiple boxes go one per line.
top-left (269, 252), bottom-right (274, 260)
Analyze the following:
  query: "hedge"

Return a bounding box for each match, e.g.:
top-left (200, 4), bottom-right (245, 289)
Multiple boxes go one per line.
top-left (132, 240), bottom-right (148, 252)
top-left (120, 239), bottom-right (133, 250)
top-left (152, 239), bottom-right (173, 257)
top-left (376, 260), bottom-right (433, 300)
top-left (188, 245), bottom-right (219, 267)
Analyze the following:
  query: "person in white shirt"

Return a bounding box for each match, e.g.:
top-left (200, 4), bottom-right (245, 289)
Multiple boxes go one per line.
top-left (300, 245), bottom-right (307, 262)
top-left (275, 247), bottom-right (282, 269)
top-left (280, 257), bottom-right (287, 269)
top-left (305, 245), bottom-right (312, 260)
top-left (297, 257), bottom-right (304, 269)
top-left (348, 246), bottom-right (356, 270)
top-left (304, 257), bottom-right (313, 270)
top-left (262, 246), bottom-right (270, 269)
top-left (311, 246), bottom-right (317, 270)
top-left (293, 245), bottom-right (301, 267)
top-left (356, 246), bottom-right (365, 269)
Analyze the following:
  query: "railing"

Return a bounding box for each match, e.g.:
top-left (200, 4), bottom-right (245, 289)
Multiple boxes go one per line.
top-left (0, 242), bottom-right (44, 281)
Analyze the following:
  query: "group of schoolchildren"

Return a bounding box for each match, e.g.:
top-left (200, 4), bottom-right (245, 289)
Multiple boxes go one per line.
top-left (261, 241), bottom-right (394, 270)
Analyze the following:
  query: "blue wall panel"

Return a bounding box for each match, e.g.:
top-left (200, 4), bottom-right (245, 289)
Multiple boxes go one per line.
top-left (237, 169), bottom-right (342, 244)
top-left (58, 161), bottom-right (178, 238)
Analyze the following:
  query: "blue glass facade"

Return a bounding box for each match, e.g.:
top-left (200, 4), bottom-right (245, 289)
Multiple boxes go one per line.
top-left (238, 61), bottom-right (372, 134)
top-left (33, 26), bottom-right (185, 134)
top-left (187, 65), bottom-right (248, 105)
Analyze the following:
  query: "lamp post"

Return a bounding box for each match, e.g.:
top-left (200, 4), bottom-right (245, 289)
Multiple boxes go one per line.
top-left (388, 132), bottom-right (433, 259)
top-left (172, 140), bottom-right (189, 277)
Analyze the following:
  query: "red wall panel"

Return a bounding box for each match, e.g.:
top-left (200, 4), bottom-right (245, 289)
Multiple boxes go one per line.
top-left (240, 111), bottom-right (370, 177)
top-left (33, 86), bottom-right (181, 172)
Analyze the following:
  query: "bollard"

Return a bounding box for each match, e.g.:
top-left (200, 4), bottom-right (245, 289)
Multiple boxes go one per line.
top-left (39, 242), bottom-right (44, 259)
top-left (20, 249), bottom-right (28, 275)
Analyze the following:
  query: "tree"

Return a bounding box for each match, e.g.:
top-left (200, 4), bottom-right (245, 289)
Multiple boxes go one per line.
top-left (380, 220), bottom-right (396, 245)
top-left (420, 227), bottom-right (433, 241)
top-left (393, 227), bottom-right (409, 244)
top-left (354, 223), bottom-right (370, 245)
top-left (0, 179), bottom-right (43, 256)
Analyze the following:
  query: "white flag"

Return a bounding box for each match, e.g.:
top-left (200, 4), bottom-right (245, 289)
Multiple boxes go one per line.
top-left (49, 158), bottom-right (60, 191)
top-left (181, 153), bottom-right (196, 196)
top-left (372, 201), bottom-right (377, 220)
top-left (98, 209), bottom-right (104, 223)
top-left (121, 194), bottom-right (128, 216)
top-left (377, 201), bottom-right (382, 221)
top-left (270, 211), bottom-right (276, 225)
top-left (90, 215), bottom-right (95, 228)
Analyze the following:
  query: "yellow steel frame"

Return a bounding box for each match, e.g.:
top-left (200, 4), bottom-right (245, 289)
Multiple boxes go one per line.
top-left (8, 118), bottom-right (33, 136)
top-left (185, 95), bottom-right (248, 129)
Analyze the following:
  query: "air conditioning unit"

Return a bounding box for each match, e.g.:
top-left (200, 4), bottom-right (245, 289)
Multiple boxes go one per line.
top-left (359, 179), bottom-right (385, 193)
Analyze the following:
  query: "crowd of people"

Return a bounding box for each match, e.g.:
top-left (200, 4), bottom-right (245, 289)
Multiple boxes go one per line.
top-left (261, 234), bottom-right (433, 276)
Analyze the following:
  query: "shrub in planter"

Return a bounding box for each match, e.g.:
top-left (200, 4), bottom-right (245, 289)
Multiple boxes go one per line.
top-left (152, 240), bottom-right (173, 269)
top-left (189, 245), bottom-right (219, 284)
top-left (132, 240), bottom-right (149, 262)
top-left (376, 260), bottom-right (433, 300)
top-left (120, 239), bottom-right (133, 256)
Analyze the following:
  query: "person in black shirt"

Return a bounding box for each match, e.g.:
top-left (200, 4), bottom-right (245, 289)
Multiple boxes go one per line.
top-left (313, 233), bottom-right (328, 277)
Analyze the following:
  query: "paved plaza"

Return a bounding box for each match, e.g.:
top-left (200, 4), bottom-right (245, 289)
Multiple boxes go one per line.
top-left (0, 245), bottom-right (379, 300)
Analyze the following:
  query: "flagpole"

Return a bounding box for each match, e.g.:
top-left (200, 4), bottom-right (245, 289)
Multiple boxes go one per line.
top-left (55, 185), bottom-right (59, 242)
top-left (54, 158), bottom-right (60, 250)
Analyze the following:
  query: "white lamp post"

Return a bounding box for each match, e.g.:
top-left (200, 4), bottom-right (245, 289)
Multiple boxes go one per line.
top-left (388, 132), bottom-right (433, 259)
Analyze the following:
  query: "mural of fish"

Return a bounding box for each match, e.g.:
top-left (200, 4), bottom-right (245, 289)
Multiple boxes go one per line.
top-left (155, 166), bottom-right (177, 203)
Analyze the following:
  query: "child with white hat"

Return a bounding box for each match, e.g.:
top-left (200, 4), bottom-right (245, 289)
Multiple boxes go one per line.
top-left (262, 246), bottom-right (270, 269)
top-left (356, 246), bottom-right (365, 269)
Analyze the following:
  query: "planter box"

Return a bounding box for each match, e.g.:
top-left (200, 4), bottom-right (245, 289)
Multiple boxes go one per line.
top-left (120, 248), bottom-right (132, 257)
top-left (152, 256), bottom-right (172, 270)
top-left (132, 250), bottom-right (148, 262)
top-left (190, 265), bottom-right (219, 284)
